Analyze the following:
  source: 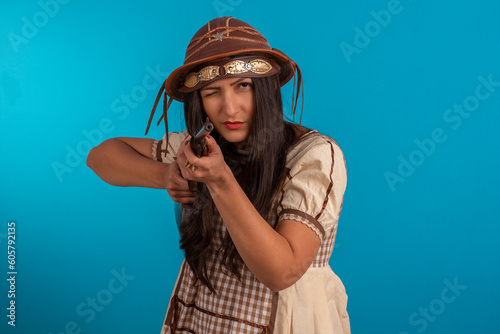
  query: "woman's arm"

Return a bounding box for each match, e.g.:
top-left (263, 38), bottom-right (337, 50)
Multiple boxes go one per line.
top-left (87, 137), bottom-right (166, 188)
top-left (210, 171), bottom-right (320, 292)
top-left (87, 137), bottom-right (195, 204)
top-left (176, 135), bottom-right (320, 292)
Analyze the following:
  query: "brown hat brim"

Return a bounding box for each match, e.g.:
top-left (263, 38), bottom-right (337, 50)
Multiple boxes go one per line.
top-left (165, 48), bottom-right (296, 102)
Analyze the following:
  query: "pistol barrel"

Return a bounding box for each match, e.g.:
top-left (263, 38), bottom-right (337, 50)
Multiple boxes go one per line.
top-left (188, 118), bottom-right (213, 192)
top-left (194, 119), bottom-right (214, 141)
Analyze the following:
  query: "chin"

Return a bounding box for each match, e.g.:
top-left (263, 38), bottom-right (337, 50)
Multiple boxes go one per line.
top-left (221, 132), bottom-right (249, 145)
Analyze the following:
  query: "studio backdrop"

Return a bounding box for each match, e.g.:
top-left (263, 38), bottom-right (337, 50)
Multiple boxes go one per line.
top-left (1, 0), bottom-right (499, 333)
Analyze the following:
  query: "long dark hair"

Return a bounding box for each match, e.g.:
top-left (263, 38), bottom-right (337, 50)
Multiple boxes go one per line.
top-left (179, 74), bottom-right (298, 293)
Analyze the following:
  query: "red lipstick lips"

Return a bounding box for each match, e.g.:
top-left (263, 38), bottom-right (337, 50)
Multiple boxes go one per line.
top-left (223, 121), bottom-right (243, 130)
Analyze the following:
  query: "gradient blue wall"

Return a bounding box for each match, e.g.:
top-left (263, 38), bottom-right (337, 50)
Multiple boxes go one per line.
top-left (1, 0), bottom-right (499, 333)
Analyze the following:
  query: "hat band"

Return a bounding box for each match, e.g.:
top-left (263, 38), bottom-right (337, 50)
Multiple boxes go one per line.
top-left (183, 58), bottom-right (275, 89)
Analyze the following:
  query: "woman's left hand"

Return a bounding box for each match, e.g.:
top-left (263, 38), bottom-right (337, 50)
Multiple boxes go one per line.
top-left (176, 135), bottom-right (232, 189)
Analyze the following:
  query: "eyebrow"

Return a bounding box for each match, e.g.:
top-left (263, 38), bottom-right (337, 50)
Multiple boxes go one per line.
top-left (201, 78), bottom-right (249, 91)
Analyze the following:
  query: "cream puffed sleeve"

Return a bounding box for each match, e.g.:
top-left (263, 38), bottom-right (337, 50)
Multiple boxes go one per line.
top-left (151, 130), bottom-right (189, 164)
top-left (278, 133), bottom-right (347, 241)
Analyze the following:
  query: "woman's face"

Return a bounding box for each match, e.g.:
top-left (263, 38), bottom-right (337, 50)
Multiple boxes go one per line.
top-left (199, 77), bottom-right (255, 145)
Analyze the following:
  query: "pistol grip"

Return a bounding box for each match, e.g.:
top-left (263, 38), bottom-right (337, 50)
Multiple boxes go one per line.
top-left (187, 140), bottom-right (208, 193)
top-left (188, 180), bottom-right (198, 192)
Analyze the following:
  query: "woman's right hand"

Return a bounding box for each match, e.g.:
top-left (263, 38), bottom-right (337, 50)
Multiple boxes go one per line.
top-left (164, 160), bottom-right (195, 206)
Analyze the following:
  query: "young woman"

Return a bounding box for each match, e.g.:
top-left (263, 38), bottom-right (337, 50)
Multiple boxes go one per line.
top-left (87, 17), bottom-right (350, 334)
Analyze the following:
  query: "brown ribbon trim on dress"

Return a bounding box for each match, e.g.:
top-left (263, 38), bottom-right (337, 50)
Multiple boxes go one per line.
top-left (280, 208), bottom-right (325, 237)
top-left (155, 140), bottom-right (163, 161)
top-left (171, 295), bottom-right (270, 334)
top-left (315, 141), bottom-right (335, 221)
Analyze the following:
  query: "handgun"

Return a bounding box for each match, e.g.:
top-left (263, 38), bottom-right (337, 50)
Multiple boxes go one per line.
top-left (188, 117), bottom-right (214, 192)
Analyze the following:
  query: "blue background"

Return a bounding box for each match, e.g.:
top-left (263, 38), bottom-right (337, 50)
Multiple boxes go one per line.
top-left (1, 0), bottom-right (499, 333)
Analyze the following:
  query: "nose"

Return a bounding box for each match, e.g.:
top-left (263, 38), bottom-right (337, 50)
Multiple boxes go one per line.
top-left (221, 91), bottom-right (237, 117)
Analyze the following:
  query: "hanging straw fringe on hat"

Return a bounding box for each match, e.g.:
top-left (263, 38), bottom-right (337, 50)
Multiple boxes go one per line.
top-left (145, 81), bottom-right (173, 136)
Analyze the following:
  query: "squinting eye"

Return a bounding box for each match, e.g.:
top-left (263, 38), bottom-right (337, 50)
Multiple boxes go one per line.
top-left (239, 82), bottom-right (252, 88)
top-left (203, 91), bottom-right (217, 97)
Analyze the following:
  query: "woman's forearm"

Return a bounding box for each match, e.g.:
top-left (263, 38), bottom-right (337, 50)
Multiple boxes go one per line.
top-left (206, 168), bottom-right (318, 292)
top-left (87, 138), bottom-right (168, 188)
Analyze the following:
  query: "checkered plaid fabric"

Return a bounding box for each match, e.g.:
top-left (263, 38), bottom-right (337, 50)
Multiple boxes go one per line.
top-left (162, 208), bottom-right (279, 334)
top-left (157, 130), bottom-right (346, 334)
